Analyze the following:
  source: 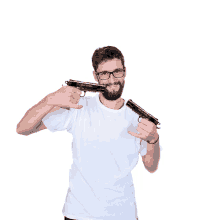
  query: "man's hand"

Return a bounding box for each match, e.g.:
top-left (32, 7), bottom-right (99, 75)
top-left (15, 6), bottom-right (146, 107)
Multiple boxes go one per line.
top-left (46, 86), bottom-right (83, 109)
top-left (128, 118), bottom-right (158, 144)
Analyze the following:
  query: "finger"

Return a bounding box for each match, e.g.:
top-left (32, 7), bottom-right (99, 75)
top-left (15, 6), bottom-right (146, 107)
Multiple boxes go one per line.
top-left (71, 97), bottom-right (80, 103)
top-left (71, 87), bottom-right (82, 96)
top-left (68, 99), bottom-right (83, 108)
top-left (140, 118), bottom-right (155, 129)
top-left (139, 118), bottom-right (149, 125)
top-left (76, 105), bottom-right (83, 109)
top-left (128, 131), bottom-right (143, 139)
top-left (138, 123), bottom-right (149, 133)
top-left (68, 104), bottom-right (83, 109)
top-left (139, 122), bottom-right (155, 134)
top-left (74, 90), bottom-right (82, 96)
top-left (136, 126), bottom-right (151, 136)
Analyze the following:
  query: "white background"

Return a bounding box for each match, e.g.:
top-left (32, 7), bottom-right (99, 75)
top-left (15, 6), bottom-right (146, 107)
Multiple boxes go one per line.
top-left (0, 0), bottom-right (219, 220)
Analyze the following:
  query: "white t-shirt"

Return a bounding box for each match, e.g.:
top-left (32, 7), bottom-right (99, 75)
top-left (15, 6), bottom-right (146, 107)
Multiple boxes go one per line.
top-left (42, 93), bottom-right (156, 220)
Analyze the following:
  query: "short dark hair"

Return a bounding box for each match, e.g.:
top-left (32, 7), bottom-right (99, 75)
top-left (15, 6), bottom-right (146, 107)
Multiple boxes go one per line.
top-left (92, 46), bottom-right (125, 72)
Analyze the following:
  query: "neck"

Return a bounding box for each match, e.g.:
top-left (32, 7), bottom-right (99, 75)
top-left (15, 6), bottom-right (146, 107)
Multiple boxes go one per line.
top-left (99, 94), bottom-right (124, 110)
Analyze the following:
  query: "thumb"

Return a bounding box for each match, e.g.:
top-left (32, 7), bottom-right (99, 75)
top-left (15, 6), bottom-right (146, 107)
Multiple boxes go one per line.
top-left (67, 99), bottom-right (83, 109)
top-left (70, 104), bottom-right (83, 109)
top-left (76, 105), bottom-right (83, 109)
top-left (128, 131), bottom-right (142, 139)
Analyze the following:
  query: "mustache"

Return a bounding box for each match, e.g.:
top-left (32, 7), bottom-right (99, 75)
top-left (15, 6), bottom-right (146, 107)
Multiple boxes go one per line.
top-left (107, 82), bottom-right (120, 86)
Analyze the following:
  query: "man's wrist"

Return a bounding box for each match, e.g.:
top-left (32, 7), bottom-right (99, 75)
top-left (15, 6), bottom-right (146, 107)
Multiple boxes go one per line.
top-left (147, 132), bottom-right (159, 144)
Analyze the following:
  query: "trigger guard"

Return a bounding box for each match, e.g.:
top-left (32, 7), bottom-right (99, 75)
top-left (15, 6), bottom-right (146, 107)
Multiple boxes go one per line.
top-left (80, 91), bottom-right (86, 97)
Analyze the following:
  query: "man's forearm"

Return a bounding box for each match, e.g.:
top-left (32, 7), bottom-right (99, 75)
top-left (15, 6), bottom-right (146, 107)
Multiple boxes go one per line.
top-left (16, 95), bottom-right (55, 134)
top-left (142, 136), bottom-right (160, 173)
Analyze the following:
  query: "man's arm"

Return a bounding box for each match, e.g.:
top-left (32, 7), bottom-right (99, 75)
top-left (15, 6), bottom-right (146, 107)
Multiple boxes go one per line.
top-left (16, 96), bottom-right (59, 136)
top-left (17, 106), bottom-right (62, 136)
top-left (128, 118), bottom-right (161, 173)
top-left (16, 86), bottom-right (83, 136)
top-left (142, 136), bottom-right (160, 173)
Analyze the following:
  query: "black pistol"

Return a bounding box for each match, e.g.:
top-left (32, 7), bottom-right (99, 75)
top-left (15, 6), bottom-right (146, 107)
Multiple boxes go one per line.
top-left (65, 79), bottom-right (106, 97)
top-left (126, 99), bottom-right (160, 129)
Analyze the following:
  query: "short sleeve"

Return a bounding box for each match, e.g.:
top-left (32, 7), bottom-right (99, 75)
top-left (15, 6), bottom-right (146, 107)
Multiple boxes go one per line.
top-left (42, 108), bottom-right (73, 132)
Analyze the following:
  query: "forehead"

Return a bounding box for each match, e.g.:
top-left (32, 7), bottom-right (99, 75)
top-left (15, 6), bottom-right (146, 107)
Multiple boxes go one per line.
top-left (97, 58), bottom-right (123, 72)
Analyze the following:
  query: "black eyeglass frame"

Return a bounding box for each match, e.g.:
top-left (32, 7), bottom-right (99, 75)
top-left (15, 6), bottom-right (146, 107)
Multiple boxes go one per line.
top-left (95, 68), bottom-right (125, 80)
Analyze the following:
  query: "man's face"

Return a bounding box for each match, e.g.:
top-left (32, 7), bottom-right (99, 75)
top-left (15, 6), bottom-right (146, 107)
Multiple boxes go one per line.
top-left (93, 58), bottom-right (126, 101)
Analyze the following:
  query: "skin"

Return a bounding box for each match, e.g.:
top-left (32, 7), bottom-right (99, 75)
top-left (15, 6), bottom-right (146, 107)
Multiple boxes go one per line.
top-left (93, 58), bottom-right (126, 110)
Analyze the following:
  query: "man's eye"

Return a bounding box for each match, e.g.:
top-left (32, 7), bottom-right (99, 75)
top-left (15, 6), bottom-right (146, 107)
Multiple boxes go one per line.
top-left (101, 71), bottom-right (108, 75)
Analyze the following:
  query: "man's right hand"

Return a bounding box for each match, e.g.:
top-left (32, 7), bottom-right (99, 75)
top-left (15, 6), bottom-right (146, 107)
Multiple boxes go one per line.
top-left (46, 86), bottom-right (83, 109)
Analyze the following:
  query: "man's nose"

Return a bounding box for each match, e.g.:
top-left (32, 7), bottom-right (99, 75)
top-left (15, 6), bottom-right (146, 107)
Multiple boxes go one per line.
top-left (109, 73), bottom-right (117, 84)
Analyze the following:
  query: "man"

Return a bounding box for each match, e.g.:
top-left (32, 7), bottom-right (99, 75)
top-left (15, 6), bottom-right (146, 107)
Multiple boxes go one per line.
top-left (17, 46), bottom-right (161, 220)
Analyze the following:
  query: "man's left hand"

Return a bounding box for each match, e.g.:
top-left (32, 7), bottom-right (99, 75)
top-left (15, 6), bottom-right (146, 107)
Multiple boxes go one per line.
top-left (128, 118), bottom-right (158, 144)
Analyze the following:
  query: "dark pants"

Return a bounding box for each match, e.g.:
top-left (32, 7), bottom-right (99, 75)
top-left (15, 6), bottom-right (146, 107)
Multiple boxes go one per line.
top-left (64, 217), bottom-right (76, 220)
top-left (64, 217), bottom-right (138, 220)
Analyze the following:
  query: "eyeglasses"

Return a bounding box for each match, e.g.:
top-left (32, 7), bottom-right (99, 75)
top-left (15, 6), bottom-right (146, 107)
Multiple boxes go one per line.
top-left (96, 68), bottom-right (125, 80)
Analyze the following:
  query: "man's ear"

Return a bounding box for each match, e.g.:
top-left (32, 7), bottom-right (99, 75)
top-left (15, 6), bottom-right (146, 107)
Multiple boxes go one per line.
top-left (124, 67), bottom-right (126, 78)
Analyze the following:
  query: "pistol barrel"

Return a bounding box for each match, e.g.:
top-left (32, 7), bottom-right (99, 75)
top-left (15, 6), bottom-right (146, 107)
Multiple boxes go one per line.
top-left (65, 80), bottom-right (106, 93)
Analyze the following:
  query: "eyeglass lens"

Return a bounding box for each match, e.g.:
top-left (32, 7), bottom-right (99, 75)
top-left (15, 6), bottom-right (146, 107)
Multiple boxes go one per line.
top-left (99, 70), bottom-right (124, 79)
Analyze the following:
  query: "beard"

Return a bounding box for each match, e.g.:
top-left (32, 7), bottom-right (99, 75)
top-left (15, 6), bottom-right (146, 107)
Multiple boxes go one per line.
top-left (99, 80), bottom-right (125, 101)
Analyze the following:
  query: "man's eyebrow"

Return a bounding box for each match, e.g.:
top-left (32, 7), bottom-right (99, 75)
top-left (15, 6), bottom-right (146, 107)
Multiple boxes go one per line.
top-left (102, 68), bottom-right (122, 72)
